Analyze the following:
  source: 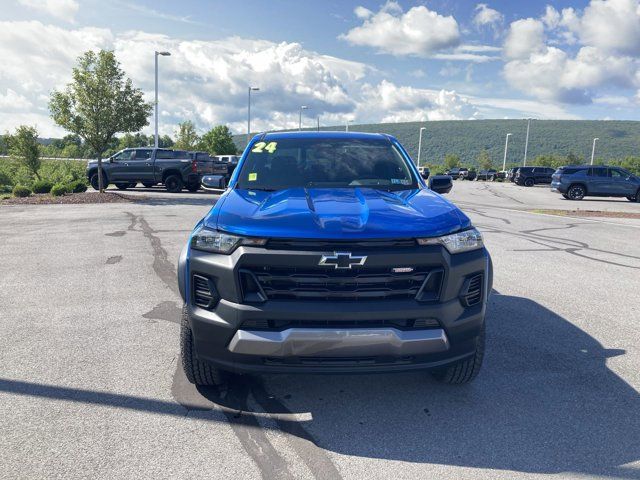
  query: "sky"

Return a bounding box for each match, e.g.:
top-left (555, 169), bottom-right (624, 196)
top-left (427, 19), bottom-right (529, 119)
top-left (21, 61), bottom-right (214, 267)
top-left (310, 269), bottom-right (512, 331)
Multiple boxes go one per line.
top-left (1, 0), bottom-right (640, 138)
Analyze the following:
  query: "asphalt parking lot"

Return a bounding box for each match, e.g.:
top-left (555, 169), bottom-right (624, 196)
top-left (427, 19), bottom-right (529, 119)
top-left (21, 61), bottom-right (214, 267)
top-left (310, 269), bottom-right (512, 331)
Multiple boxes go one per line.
top-left (1, 181), bottom-right (639, 479)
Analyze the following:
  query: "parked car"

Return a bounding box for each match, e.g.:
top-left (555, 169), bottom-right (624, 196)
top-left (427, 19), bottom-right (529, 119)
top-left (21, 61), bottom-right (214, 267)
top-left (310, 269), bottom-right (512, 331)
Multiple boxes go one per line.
top-left (514, 166), bottom-right (556, 186)
top-left (551, 165), bottom-right (640, 201)
top-left (418, 166), bottom-right (430, 179)
top-left (476, 169), bottom-right (498, 181)
top-left (87, 148), bottom-right (206, 193)
top-left (506, 168), bottom-right (518, 182)
top-left (445, 167), bottom-right (462, 178)
top-left (178, 131), bottom-right (492, 386)
top-left (214, 155), bottom-right (240, 164)
top-left (458, 167), bottom-right (470, 180)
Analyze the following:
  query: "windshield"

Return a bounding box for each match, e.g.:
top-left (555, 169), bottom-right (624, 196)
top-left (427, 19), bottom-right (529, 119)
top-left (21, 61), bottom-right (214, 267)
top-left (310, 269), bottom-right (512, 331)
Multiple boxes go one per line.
top-left (236, 137), bottom-right (418, 191)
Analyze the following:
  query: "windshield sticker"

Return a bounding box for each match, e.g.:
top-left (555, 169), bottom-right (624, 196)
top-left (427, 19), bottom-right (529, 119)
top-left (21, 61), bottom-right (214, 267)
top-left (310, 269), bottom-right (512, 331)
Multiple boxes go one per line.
top-left (251, 141), bottom-right (277, 154)
top-left (248, 173), bottom-right (257, 181)
top-left (391, 178), bottom-right (410, 185)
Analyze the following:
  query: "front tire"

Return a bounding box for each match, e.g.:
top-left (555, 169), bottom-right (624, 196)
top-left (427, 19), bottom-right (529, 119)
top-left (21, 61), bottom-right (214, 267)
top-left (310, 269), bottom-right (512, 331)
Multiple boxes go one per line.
top-left (431, 324), bottom-right (485, 384)
top-left (180, 305), bottom-right (227, 386)
top-left (524, 178), bottom-right (535, 187)
top-left (115, 183), bottom-right (129, 190)
top-left (164, 175), bottom-right (183, 193)
top-left (568, 184), bottom-right (586, 200)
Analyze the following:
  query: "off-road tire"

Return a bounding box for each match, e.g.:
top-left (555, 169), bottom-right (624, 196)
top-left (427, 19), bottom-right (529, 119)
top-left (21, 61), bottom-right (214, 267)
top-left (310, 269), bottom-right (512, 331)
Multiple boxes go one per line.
top-left (165, 175), bottom-right (183, 193)
top-left (568, 184), bottom-right (586, 200)
top-left (431, 324), bottom-right (485, 384)
top-left (180, 305), bottom-right (227, 386)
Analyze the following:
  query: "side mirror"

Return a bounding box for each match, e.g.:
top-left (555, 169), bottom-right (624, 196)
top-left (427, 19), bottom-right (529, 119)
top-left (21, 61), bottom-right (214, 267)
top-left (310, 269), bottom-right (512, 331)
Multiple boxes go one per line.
top-left (201, 175), bottom-right (226, 191)
top-left (428, 175), bottom-right (453, 194)
top-left (109, 158), bottom-right (114, 163)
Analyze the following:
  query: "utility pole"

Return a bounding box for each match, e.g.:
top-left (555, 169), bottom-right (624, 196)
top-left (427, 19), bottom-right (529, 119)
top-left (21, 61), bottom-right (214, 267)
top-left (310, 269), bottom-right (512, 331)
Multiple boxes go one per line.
top-left (523, 118), bottom-right (531, 166)
top-left (590, 138), bottom-right (599, 165)
top-left (417, 127), bottom-right (426, 168)
top-left (247, 86), bottom-right (259, 145)
top-left (503, 133), bottom-right (512, 171)
top-left (154, 51), bottom-right (171, 148)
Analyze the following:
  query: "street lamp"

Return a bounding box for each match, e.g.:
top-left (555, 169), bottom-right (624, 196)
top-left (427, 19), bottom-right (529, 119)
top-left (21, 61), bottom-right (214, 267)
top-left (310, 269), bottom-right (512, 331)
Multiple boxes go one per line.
top-left (502, 133), bottom-right (512, 171)
top-left (346, 119), bottom-right (354, 132)
top-left (590, 137), bottom-right (599, 165)
top-left (417, 127), bottom-right (426, 168)
top-left (316, 115), bottom-right (320, 132)
top-left (154, 51), bottom-right (171, 148)
top-left (523, 118), bottom-right (532, 166)
top-left (299, 105), bottom-right (309, 131)
top-left (247, 86), bottom-right (259, 145)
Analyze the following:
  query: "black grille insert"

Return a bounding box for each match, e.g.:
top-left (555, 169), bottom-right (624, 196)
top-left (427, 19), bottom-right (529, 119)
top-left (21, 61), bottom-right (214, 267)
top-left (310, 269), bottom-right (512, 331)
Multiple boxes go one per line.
top-left (240, 317), bottom-right (441, 331)
top-left (460, 273), bottom-right (483, 307)
top-left (241, 266), bottom-right (443, 302)
top-left (192, 274), bottom-right (219, 309)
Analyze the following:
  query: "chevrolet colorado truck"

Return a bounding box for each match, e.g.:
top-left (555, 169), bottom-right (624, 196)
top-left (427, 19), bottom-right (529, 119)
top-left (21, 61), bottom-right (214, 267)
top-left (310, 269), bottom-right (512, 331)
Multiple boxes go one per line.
top-left (178, 132), bottom-right (492, 385)
top-left (87, 147), bottom-right (206, 192)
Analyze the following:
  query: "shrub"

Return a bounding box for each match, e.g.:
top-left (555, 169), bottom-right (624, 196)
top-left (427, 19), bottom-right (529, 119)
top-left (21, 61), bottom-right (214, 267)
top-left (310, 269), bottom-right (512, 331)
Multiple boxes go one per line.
top-left (12, 185), bottom-right (32, 197)
top-left (68, 179), bottom-right (88, 193)
top-left (33, 180), bottom-right (54, 194)
top-left (50, 183), bottom-right (69, 197)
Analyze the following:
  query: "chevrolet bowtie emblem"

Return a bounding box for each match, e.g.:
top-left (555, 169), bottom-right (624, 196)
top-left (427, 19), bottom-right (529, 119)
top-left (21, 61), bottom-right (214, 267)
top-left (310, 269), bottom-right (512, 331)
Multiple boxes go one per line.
top-left (318, 252), bottom-right (367, 269)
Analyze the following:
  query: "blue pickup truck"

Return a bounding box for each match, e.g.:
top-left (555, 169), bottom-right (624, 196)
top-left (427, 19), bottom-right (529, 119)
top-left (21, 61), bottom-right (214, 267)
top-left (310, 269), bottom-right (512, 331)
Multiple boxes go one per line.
top-left (177, 132), bottom-right (492, 385)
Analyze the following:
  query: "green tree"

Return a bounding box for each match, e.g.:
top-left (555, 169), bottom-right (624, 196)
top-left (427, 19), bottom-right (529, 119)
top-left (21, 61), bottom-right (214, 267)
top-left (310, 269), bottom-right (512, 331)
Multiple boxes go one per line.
top-left (7, 125), bottom-right (41, 180)
top-left (159, 134), bottom-right (174, 148)
top-left (198, 125), bottom-right (237, 155)
top-left (444, 154), bottom-right (460, 170)
top-left (49, 50), bottom-right (152, 192)
top-left (174, 121), bottom-right (199, 150)
top-left (477, 150), bottom-right (493, 170)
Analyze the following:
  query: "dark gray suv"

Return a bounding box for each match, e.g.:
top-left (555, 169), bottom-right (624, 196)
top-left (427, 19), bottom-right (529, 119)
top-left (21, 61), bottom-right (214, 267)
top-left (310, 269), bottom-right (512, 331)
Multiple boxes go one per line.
top-left (551, 165), bottom-right (640, 201)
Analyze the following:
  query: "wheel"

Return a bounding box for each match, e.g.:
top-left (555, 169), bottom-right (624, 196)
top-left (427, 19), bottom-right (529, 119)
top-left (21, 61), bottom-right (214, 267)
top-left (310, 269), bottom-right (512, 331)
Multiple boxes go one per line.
top-left (431, 324), bottom-right (485, 384)
top-left (187, 183), bottom-right (200, 193)
top-left (562, 194), bottom-right (570, 199)
top-left (180, 305), bottom-right (227, 386)
top-left (567, 184), bottom-right (586, 200)
top-left (142, 182), bottom-right (156, 188)
top-left (128, 182), bottom-right (137, 188)
top-left (628, 190), bottom-right (640, 202)
top-left (164, 175), bottom-right (183, 193)
top-left (489, 176), bottom-right (495, 182)
top-left (115, 183), bottom-right (129, 190)
top-left (90, 173), bottom-right (107, 191)
top-left (524, 178), bottom-right (535, 187)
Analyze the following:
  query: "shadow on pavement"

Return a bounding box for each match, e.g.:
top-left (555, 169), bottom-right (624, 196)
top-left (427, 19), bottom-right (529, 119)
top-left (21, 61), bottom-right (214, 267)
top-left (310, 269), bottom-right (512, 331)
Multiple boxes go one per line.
top-left (2, 292), bottom-right (638, 478)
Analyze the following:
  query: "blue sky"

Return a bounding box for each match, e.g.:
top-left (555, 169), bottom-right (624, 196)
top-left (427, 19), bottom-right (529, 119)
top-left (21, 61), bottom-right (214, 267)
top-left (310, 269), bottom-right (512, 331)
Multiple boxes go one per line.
top-left (1, 0), bottom-right (639, 137)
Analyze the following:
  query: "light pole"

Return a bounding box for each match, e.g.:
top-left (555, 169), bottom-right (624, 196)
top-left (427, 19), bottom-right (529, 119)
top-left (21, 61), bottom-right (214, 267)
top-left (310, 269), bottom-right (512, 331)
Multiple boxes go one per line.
top-left (502, 133), bottom-right (512, 171)
top-left (417, 127), bottom-right (426, 168)
top-left (299, 105), bottom-right (308, 131)
top-left (247, 86), bottom-right (259, 145)
top-left (317, 116), bottom-right (320, 132)
top-left (346, 119), bottom-right (354, 132)
top-left (154, 50), bottom-right (171, 148)
top-left (590, 137), bottom-right (599, 165)
top-left (523, 118), bottom-right (531, 166)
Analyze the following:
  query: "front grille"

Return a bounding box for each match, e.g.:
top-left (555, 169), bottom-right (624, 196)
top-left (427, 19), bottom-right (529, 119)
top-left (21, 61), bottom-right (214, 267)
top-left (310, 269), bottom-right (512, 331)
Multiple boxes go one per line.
top-left (240, 317), bottom-right (441, 331)
top-left (240, 266), bottom-right (443, 302)
top-left (460, 273), bottom-right (483, 307)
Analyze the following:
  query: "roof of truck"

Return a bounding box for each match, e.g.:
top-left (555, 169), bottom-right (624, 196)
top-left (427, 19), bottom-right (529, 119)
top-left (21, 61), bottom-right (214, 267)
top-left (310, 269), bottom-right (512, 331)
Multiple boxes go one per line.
top-left (251, 131), bottom-right (393, 141)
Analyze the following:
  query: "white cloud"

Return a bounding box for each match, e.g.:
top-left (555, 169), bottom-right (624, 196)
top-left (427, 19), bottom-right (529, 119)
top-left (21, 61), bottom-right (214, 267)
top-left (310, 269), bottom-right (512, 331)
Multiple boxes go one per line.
top-left (473, 4), bottom-right (503, 28)
top-left (340, 1), bottom-right (460, 57)
top-left (18, 0), bottom-right (79, 22)
top-left (502, 1), bottom-right (640, 105)
top-left (0, 89), bottom-right (32, 112)
top-left (504, 18), bottom-right (546, 59)
top-left (579, 0), bottom-right (640, 55)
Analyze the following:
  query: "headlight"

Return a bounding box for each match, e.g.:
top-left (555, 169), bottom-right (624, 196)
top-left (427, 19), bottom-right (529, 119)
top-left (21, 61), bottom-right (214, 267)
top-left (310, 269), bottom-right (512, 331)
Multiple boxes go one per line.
top-left (417, 228), bottom-right (483, 254)
top-left (190, 227), bottom-right (266, 254)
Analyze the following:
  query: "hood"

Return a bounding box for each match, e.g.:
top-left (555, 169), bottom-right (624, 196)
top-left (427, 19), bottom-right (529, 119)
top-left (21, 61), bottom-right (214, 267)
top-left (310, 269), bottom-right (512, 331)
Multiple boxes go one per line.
top-left (207, 188), bottom-right (470, 239)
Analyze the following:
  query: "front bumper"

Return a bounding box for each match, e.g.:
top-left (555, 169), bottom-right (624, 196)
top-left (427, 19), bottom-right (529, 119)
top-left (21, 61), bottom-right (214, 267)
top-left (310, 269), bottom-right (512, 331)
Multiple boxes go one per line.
top-left (179, 243), bottom-right (492, 374)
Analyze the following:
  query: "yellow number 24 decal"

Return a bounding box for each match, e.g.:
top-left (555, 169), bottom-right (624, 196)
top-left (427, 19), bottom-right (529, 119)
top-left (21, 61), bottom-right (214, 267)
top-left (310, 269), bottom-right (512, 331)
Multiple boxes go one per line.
top-left (251, 141), bottom-right (277, 154)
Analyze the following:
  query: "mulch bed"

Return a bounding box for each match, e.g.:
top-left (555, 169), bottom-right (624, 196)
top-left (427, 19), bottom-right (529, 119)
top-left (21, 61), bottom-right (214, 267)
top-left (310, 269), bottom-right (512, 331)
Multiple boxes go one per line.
top-left (1, 192), bottom-right (141, 205)
top-left (531, 209), bottom-right (640, 219)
